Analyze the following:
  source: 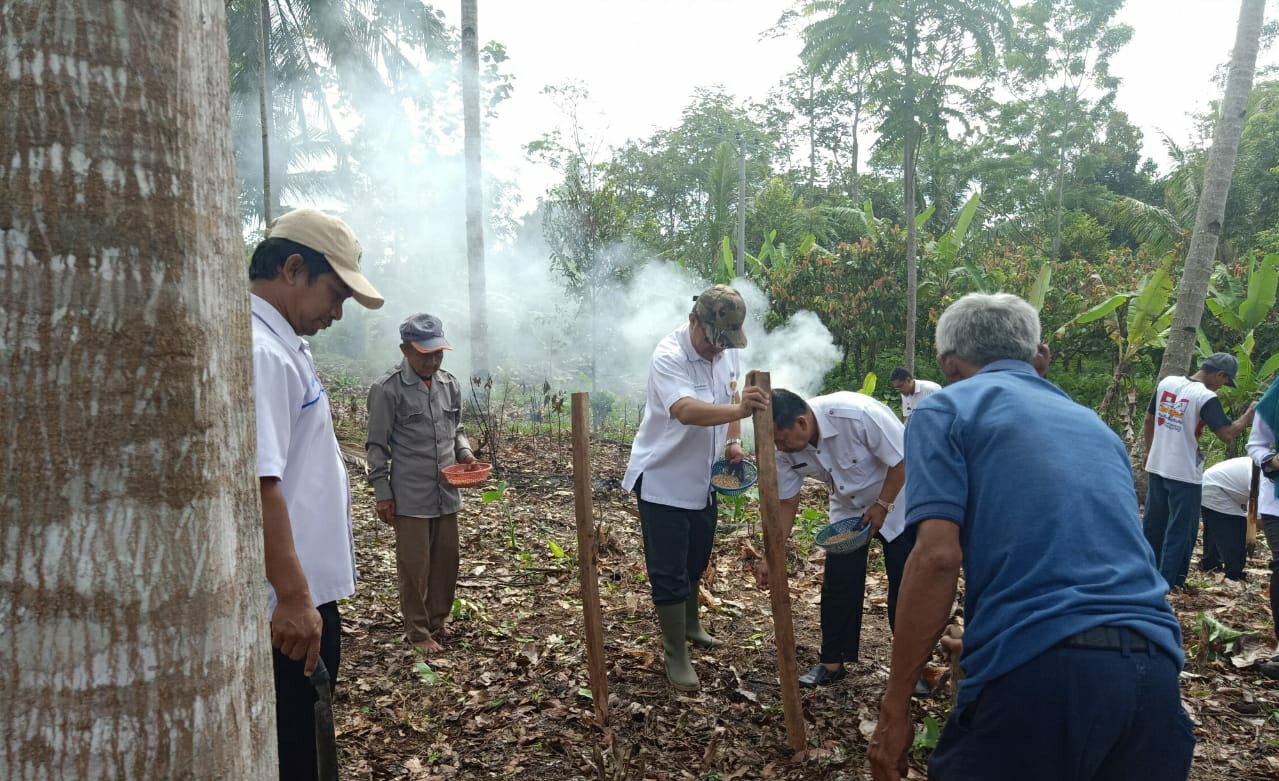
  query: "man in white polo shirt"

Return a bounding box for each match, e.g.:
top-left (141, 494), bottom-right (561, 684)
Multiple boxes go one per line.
top-left (756, 388), bottom-right (913, 688)
top-left (623, 284), bottom-right (768, 692)
top-left (889, 367), bottom-right (942, 424)
top-left (249, 208), bottom-right (383, 781)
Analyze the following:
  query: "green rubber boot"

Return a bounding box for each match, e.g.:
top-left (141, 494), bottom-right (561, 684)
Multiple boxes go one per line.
top-left (685, 596), bottom-right (724, 649)
top-left (655, 603), bottom-right (699, 691)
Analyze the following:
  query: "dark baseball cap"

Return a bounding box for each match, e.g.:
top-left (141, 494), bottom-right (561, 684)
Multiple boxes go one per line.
top-left (400, 313), bottom-right (451, 353)
top-left (1201, 352), bottom-right (1238, 386)
top-left (692, 285), bottom-right (748, 349)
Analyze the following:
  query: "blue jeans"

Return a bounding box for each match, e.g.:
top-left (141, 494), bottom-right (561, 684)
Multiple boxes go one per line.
top-left (1142, 474), bottom-right (1202, 588)
top-left (929, 638), bottom-right (1194, 781)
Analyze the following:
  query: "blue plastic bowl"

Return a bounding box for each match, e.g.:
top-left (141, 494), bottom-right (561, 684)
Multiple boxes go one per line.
top-left (710, 458), bottom-right (758, 496)
top-left (815, 515), bottom-right (873, 555)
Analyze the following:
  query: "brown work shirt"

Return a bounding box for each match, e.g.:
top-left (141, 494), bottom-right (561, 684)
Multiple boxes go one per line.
top-left (366, 361), bottom-right (472, 518)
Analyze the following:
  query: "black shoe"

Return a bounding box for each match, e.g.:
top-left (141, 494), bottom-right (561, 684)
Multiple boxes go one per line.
top-left (798, 664), bottom-right (847, 688)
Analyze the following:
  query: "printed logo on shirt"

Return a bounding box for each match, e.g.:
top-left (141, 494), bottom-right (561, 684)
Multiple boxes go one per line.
top-left (1155, 390), bottom-right (1187, 431)
top-left (301, 374), bottom-right (327, 410)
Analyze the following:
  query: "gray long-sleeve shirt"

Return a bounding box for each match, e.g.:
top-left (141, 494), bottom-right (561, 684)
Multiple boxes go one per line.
top-left (365, 360), bottom-right (473, 518)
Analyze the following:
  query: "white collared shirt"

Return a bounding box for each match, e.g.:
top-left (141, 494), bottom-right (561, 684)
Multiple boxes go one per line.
top-left (900, 379), bottom-right (942, 420)
top-left (1200, 456), bottom-right (1252, 516)
top-left (775, 392), bottom-right (907, 541)
top-left (251, 294), bottom-right (356, 612)
top-left (623, 324), bottom-right (740, 510)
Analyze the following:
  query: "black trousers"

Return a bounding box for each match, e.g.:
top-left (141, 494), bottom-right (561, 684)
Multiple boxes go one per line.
top-left (635, 475), bottom-right (718, 606)
top-left (821, 525), bottom-right (917, 664)
top-left (1199, 507), bottom-right (1247, 580)
top-left (273, 600), bottom-right (341, 781)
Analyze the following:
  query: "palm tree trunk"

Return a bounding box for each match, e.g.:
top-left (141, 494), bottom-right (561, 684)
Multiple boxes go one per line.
top-left (1159, 0), bottom-right (1266, 379)
top-left (904, 127), bottom-right (919, 374)
top-left (903, 14), bottom-right (918, 373)
top-left (461, 0), bottom-right (489, 378)
top-left (258, 0), bottom-right (273, 225)
top-left (1051, 142), bottom-right (1066, 260)
top-left (2, 1), bottom-right (273, 777)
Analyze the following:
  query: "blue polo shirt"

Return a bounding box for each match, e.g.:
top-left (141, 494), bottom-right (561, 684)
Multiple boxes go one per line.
top-left (904, 360), bottom-right (1182, 706)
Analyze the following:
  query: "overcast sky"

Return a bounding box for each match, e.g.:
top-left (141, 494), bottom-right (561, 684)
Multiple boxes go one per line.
top-left (443, 0), bottom-right (1276, 209)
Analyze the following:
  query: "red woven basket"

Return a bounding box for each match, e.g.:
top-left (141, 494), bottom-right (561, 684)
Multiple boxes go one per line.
top-left (442, 462), bottom-right (492, 488)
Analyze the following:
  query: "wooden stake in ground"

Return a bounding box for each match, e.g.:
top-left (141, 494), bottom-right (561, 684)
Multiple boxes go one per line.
top-left (571, 392), bottom-right (609, 726)
top-left (1248, 461), bottom-right (1261, 547)
top-left (746, 371), bottom-right (807, 753)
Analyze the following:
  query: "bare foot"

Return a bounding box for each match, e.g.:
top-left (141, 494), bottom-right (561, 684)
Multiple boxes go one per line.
top-left (414, 637), bottom-right (443, 654)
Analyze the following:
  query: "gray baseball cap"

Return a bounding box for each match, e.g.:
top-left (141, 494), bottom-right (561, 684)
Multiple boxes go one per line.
top-left (1201, 352), bottom-right (1238, 386)
top-left (400, 313), bottom-right (451, 353)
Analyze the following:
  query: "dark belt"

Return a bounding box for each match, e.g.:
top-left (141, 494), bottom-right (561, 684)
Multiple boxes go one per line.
top-left (1061, 626), bottom-right (1149, 652)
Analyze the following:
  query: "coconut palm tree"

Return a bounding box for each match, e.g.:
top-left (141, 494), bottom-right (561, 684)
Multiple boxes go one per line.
top-left (1159, 0), bottom-right (1268, 379)
top-left (800, 0), bottom-right (1013, 372)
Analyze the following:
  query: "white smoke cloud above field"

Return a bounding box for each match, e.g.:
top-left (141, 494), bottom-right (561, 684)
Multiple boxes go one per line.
top-left (242, 33), bottom-right (842, 412)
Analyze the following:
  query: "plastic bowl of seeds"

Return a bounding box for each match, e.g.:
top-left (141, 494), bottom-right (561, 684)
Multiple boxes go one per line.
top-left (814, 515), bottom-right (873, 555)
top-left (710, 458), bottom-right (758, 496)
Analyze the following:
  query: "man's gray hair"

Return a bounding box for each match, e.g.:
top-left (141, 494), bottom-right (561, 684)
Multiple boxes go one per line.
top-left (935, 292), bottom-right (1041, 366)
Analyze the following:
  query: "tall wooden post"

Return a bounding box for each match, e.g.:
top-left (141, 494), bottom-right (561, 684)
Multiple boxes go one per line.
top-left (1248, 461), bottom-right (1260, 546)
top-left (571, 393), bottom-right (608, 726)
top-left (746, 371), bottom-right (806, 753)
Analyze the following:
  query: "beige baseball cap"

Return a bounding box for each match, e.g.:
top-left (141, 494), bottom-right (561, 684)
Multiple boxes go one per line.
top-left (267, 208), bottom-right (384, 309)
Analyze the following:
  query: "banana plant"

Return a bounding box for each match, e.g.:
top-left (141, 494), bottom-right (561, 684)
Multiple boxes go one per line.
top-left (1207, 253), bottom-right (1279, 334)
top-left (1198, 254), bottom-right (1279, 414)
top-left (1055, 255), bottom-right (1177, 444)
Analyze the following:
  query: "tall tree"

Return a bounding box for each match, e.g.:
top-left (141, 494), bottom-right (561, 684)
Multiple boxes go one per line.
top-left (462, 0), bottom-right (490, 378)
top-left (1006, 0), bottom-right (1132, 260)
top-left (801, 0), bottom-right (1013, 372)
top-left (2, 1), bottom-right (273, 778)
top-left (1160, 0), bottom-right (1268, 378)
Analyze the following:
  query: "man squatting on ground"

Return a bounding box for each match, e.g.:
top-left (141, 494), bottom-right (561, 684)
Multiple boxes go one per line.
top-left (1143, 352), bottom-right (1254, 590)
top-left (366, 313), bottom-right (478, 654)
top-left (869, 293), bottom-right (1191, 781)
top-left (755, 388), bottom-right (916, 690)
top-left (250, 209), bottom-right (384, 780)
top-left (622, 285), bottom-right (769, 691)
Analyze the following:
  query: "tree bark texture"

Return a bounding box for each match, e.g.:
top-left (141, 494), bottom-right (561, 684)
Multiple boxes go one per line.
top-left (1159, 0), bottom-right (1266, 379)
top-left (258, 0), bottom-right (274, 226)
top-left (461, 0), bottom-right (490, 378)
top-left (0, 1), bottom-right (274, 778)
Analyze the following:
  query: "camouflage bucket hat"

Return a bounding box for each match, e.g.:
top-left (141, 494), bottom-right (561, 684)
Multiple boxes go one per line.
top-left (693, 284), bottom-right (747, 349)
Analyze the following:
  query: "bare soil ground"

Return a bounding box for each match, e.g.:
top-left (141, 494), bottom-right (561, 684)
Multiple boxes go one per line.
top-left (329, 416), bottom-right (1279, 780)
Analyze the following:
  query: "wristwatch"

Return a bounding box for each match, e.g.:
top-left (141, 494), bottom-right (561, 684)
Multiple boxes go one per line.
top-left (874, 498), bottom-right (895, 512)
top-left (725, 438), bottom-right (743, 446)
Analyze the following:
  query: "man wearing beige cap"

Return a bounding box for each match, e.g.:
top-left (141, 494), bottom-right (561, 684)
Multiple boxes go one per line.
top-left (622, 284), bottom-right (769, 691)
top-left (248, 208), bottom-right (382, 781)
top-left (366, 313), bottom-right (477, 654)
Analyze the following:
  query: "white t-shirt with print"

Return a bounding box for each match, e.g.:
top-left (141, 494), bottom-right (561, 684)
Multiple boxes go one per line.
top-left (900, 379), bottom-right (942, 420)
top-left (623, 324), bottom-right (740, 510)
top-left (1145, 375), bottom-right (1222, 484)
top-left (252, 294), bottom-right (356, 613)
top-left (1200, 457), bottom-right (1252, 516)
top-left (774, 392), bottom-right (908, 542)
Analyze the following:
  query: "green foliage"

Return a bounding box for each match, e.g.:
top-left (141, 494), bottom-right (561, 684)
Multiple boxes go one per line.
top-left (912, 716), bottom-right (942, 754)
top-left (482, 480), bottom-right (517, 552)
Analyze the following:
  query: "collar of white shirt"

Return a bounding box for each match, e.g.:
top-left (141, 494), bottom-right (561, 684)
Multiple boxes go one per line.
top-left (250, 293), bottom-right (306, 353)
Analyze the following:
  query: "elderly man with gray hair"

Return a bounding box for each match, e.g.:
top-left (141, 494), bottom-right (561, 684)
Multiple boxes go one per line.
top-left (869, 293), bottom-right (1191, 781)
